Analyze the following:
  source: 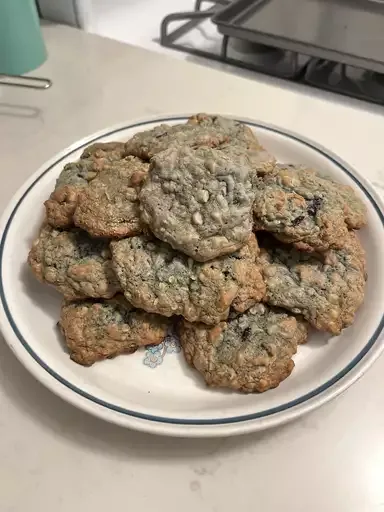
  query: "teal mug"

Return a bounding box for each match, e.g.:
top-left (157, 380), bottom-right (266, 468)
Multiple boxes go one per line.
top-left (0, 0), bottom-right (47, 76)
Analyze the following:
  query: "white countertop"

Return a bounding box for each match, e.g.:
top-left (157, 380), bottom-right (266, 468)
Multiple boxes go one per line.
top-left (1, 24), bottom-right (384, 512)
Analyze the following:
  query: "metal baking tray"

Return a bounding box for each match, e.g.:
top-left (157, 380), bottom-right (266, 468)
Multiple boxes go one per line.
top-left (212, 0), bottom-right (384, 74)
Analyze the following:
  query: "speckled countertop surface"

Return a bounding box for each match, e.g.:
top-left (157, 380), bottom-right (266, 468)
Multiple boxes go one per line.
top-left (1, 23), bottom-right (384, 512)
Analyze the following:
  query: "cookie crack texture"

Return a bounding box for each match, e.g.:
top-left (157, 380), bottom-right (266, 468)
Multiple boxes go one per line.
top-left (140, 146), bottom-right (256, 261)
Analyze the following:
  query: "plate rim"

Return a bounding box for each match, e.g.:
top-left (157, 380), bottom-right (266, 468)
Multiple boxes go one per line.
top-left (1, 113), bottom-right (384, 437)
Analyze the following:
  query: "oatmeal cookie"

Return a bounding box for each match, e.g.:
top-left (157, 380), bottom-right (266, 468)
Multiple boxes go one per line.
top-left (79, 141), bottom-right (126, 161)
top-left (187, 114), bottom-right (276, 175)
top-left (258, 232), bottom-right (366, 334)
top-left (221, 144), bottom-right (276, 176)
top-left (73, 156), bottom-right (148, 238)
top-left (59, 295), bottom-right (169, 366)
top-left (124, 121), bottom-right (230, 160)
top-left (179, 303), bottom-right (308, 392)
top-left (28, 225), bottom-right (119, 300)
top-left (253, 164), bottom-right (367, 251)
top-left (111, 234), bottom-right (265, 325)
top-left (140, 146), bottom-right (256, 261)
top-left (45, 160), bottom-right (97, 229)
top-left (187, 113), bottom-right (260, 148)
top-left (45, 142), bottom-right (126, 229)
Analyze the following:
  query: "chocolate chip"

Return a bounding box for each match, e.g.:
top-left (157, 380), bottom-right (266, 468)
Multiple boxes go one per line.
top-left (307, 197), bottom-right (323, 216)
top-left (291, 215), bottom-right (305, 226)
top-left (242, 327), bottom-right (252, 341)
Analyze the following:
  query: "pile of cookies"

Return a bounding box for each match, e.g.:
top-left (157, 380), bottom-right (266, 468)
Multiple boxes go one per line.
top-left (28, 114), bottom-right (367, 393)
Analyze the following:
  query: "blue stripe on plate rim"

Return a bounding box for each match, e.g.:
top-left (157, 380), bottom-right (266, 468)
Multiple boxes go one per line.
top-left (1, 116), bottom-right (384, 426)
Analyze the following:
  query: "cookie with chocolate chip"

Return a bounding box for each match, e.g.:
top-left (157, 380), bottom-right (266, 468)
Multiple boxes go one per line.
top-left (258, 231), bottom-right (366, 334)
top-left (179, 303), bottom-right (308, 392)
top-left (253, 164), bottom-right (367, 251)
top-left (111, 233), bottom-right (265, 325)
top-left (59, 295), bottom-right (169, 366)
top-left (28, 225), bottom-right (120, 300)
top-left (139, 146), bottom-right (256, 261)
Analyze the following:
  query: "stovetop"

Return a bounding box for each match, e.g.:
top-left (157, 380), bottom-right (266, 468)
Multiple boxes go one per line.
top-left (160, 0), bottom-right (384, 106)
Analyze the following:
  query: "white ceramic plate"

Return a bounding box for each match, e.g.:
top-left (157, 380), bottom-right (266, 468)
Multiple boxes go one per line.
top-left (1, 114), bottom-right (384, 438)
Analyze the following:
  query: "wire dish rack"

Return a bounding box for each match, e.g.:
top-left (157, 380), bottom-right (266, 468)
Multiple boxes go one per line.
top-left (160, 0), bottom-right (384, 106)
